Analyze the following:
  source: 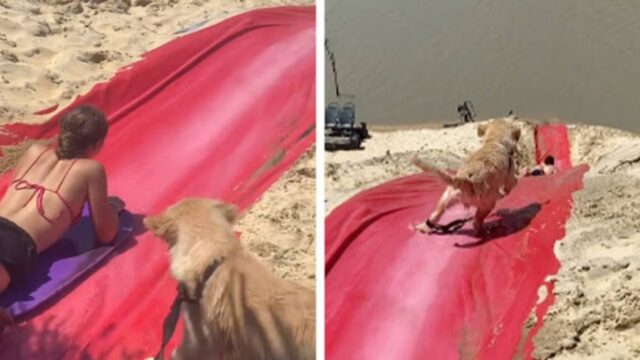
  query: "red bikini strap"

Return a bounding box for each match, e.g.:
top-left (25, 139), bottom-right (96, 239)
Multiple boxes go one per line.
top-left (15, 148), bottom-right (50, 181)
top-left (55, 159), bottom-right (78, 192)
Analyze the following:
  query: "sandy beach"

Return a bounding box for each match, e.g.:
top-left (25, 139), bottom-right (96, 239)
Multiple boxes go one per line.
top-left (326, 120), bottom-right (640, 358)
top-left (0, 0), bottom-right (313, 124)
top-left (239, 149), bottom-right (316, 289)
top-left (0, 0), bottom-right (315, 288)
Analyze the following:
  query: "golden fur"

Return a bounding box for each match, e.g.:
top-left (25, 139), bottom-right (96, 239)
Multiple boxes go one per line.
top-left (144, 198), bottom-right (315, 360)
top-left (412, 119), bottom-right (521, 235)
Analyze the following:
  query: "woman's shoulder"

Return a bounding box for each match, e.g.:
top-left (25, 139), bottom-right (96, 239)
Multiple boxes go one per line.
top-left (72, 158), bottom-right (106, 178)
top-left (24, 142), bottom-right (48, 157)
top-left (16, 143), bottom-right (49, 169)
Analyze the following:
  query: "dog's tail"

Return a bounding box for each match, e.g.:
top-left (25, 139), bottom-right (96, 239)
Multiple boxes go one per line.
top-left (411, 157), bottom-right (455, 185)
top-left (411, 157), bottom-right (477, 195)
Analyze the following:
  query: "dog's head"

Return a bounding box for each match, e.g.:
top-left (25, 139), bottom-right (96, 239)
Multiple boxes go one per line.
top-left (144, 198), bottom-right (239, 297)
top-left (144, 197), bottom-right (238, 250)
top-left (477, 119), bottom-right (521, 146)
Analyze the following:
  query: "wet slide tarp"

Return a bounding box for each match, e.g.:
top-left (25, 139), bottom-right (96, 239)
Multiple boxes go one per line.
top-left (326, 125), bottom-right (587, 359)
top-left (0, 6), bottom-right (315, 359)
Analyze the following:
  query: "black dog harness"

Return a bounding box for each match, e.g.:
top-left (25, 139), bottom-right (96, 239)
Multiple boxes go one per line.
top-left (426, 218), bottom-right (472, 234)
top-left (154, 259), bottom-right (223, 360)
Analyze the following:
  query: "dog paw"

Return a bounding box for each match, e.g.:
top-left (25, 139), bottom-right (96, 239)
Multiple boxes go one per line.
top-left (413, 223), bottom-right (432, 234)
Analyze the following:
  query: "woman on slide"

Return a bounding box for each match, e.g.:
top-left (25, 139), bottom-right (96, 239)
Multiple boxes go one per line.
top-left (0, 105), bottom-right (123, 326)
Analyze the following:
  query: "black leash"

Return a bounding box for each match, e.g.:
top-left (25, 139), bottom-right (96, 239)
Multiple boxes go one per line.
top-left (154, 259), bottom-right (223, 360)
top-left (154, 285), bottom-right (188, 360)
top-left (426, 217), bottom-right (472, 234)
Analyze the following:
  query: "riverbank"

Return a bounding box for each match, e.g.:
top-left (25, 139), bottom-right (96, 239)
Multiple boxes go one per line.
top-left (325, 119), bottom-right (640, 358)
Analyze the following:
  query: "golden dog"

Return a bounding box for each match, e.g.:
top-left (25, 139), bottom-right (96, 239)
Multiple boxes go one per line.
top-left (144, 198), bottom-right (315, 360)
top-left (412, 119), bottom-right (521, 235)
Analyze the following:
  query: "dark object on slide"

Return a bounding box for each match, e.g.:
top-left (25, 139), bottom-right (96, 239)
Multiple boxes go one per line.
top-left (325, 102), bottom-right (370, 150)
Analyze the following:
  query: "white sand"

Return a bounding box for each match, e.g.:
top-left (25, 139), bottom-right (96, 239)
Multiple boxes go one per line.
top-left (0, 0), bottom-right (312, 124)
top-left (325, 119), bottom-right (640, 358)
top-left (532, 126), bottom-right (640, 359)
top-left (0, 0), bottom-right (316, 288)
top-left (239, 149), bottom-right (316, 289)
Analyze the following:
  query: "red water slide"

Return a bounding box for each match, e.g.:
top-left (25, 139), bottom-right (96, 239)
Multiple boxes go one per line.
top-left (326, 125), bottom-right (587, 359)
top-left (0, 6), bottom-right (315, 359)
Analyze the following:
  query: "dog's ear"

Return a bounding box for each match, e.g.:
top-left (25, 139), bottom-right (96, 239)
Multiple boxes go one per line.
top-left (144, 214), bottom-right (177, 246)
top-left (217, 203), bottom-right (238, 224)
top-left (511, 127), bottom-right (521, 142)
top-left (477, 124), bottom-right (487, 137)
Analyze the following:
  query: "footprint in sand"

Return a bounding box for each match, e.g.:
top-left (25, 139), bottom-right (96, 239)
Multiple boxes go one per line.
top-left (250, 241), bottom-right (281, 258)
top-left (0, 33), bottom-right (17, 48)
top-left (77, 50), bottom-right (121, 64)
top-left (23, 48), bottom-right (40, 57)
top-left (0, 49), bottom-right (18, 62)
top-left (43, 70), bottom-right (62, 85)
top-left (31, 21), bottom-right (53, 37)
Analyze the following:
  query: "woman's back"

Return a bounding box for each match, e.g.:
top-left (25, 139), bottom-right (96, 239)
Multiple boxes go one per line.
top-left (0, 144), bottom-right (91, 252)
top-left (0, 105), bottom-right (120, 305)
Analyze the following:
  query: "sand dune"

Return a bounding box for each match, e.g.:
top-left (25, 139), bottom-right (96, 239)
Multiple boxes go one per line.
top-left (325, 120), bottom-right (640, 359)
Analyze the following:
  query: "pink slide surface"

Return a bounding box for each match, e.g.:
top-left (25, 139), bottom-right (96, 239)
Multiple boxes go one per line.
top-left (0, 6), bottom-right (314, 359)
top-left (326, 125), bottom-right (587, 359)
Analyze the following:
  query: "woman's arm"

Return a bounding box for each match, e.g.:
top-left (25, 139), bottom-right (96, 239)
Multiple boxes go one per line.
top-left (86, 162), bottom-right (120, 244)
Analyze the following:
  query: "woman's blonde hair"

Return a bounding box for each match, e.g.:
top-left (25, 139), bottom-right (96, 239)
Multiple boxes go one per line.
top-left (56, 105), bottom-right (108, 159)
